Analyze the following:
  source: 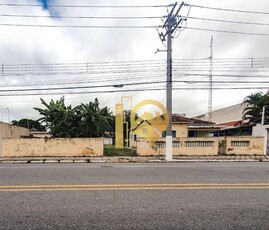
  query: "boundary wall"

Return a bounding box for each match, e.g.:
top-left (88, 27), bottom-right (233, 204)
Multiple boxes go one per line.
top-left (2, 138), bottom-right (103, 157)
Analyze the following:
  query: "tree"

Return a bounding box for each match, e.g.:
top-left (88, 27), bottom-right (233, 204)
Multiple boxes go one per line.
top-left (34, 97), bottom-right (114, 138)
top-left (11, 118), bottom-right (45, 131)
top-left (242, 92), bottom-right (269, 124)
top-left (77, 98), bottom-right (114, 137)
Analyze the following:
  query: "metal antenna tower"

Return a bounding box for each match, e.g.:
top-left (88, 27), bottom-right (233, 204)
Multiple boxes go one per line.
top-left (208, 36), bottom-right (213, 121)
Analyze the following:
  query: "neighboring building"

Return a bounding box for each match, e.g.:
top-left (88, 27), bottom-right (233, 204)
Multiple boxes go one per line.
top-left (193, 103), bottom-right (246, 124)
top-left (0, 122), bottom-right (29, 156)
top-left (193, 103), bottom-right (253, 136)
top-left (131, 114), bottom-right (221, 146)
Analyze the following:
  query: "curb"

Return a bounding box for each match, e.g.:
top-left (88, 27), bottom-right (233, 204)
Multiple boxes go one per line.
top-left (0, 157), bottom-right (268, 164)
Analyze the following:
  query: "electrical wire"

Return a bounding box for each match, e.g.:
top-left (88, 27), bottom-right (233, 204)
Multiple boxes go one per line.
top-left (0, 3), bottom-right (170, 8)
top-left (184, 16), bottom-right (269, 26)
top-left (174, 73), bottom-right (269, 78)
top-left (0, 23), bottom-right (159, 29)
top-left (0, 86), bottom-right (268, 97)
top-left (0, 14), bottom-right (164, 20)
top-left (1, 77), bottom-right (269, 92)
top-left (0, 80), bottom-right (167, 92)
top-left (184, 26), bottom-right (269, 36)
top-left (186, 3), bottom-right (269, 15)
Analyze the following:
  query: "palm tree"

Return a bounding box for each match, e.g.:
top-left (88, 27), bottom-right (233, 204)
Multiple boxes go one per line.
top-left (242, 92), bottom-right (269, 124)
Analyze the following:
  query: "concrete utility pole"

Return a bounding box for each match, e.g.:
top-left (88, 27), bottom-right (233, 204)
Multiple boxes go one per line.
top-left (159, 2), bottom-right (185, 161)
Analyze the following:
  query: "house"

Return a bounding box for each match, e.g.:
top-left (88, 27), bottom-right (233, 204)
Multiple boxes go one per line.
top-left (171, 114), bottom-right (220, 138)
top-left (131, 114), bottom-right (221, 146)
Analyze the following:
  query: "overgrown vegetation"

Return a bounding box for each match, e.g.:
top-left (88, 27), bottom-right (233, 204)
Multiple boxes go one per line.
top-left (104, 145), bottom-right (137, 156)
top-left (34, 96), bottom-right (114, 138)
top-left (11, 118), bottom-right (45, 131)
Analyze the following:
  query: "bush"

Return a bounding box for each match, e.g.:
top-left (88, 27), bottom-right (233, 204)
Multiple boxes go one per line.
top-left (104, 145), bottom-right (137, 156)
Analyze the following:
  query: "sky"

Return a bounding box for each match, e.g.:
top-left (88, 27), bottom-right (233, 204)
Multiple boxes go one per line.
top-left (0, 0), bottom-right (269, 122)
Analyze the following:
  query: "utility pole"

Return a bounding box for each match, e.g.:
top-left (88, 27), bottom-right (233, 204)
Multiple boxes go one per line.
top-left (158, 2), bottom-right (185, 161)
top-left (208, 36), bottom-right (213, 121)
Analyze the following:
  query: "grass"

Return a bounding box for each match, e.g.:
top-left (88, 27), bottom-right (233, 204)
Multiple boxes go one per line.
top-left (104, 145), bottom-right (137, 157)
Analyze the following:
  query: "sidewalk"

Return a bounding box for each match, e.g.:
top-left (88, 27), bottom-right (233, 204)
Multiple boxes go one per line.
top-left (1, 155), bottom-right (269, 164)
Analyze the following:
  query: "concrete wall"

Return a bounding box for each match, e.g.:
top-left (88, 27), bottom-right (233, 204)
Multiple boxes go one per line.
top-left (2, 138), bottom-right (103, 157)
top-left (0, 122), bottom-right (29, 156)
top-left (137, 136), bottom-right (265, 156)
top-left (222, 136), bottom-right (264, 155)
top-left (137, 137), bottom-right (219, 156)
top-left (252, 124), bottom-right (269, 137)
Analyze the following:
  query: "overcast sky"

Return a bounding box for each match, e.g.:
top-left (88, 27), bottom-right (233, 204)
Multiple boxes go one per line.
top-left (0, 0), bottom-right (269, 122)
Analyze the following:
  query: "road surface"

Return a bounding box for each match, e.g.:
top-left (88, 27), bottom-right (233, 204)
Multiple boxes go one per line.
top-left (0, 162), bottom-right (269, 229)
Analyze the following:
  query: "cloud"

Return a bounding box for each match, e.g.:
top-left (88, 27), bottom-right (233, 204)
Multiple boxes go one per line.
top-left (0, 0), bottom-right (269, 122)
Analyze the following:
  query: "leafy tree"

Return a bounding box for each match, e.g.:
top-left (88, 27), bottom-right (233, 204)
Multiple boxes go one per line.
top-left (11, 118), bottom-right (45, 131)
top-left (242, 92), bottom-right (269, 124)
top-left (34, 97), bottom-right (114, 138)
top-left (77, 98), bottom-right (114, 137)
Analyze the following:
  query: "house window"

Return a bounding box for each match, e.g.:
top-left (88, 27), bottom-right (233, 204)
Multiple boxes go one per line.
top-left (142, 128), bottom-right (147, 134)
top-left (188, 131), bottom-right (197, 137)
top-left (162, 131), bottom-right (176, 138)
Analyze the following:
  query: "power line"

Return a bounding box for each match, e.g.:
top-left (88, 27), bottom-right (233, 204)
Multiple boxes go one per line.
top-left (0, 23), bottom-right (158, 29)
top-left (0, 3), bottom-right (170, 8)
top-left (0, 72), bottom-right (166, 85)
top-left (0, 87), bottom-right (269, 97)
top-left (185, 26), bottom-right (269, 36)
top-left (175, 73), bottom-right (269, 78)
top-left (6, 62), bottom-right (269, 69)
top-left (3, 58), bottom-right (269, 66)
top-left (2, 80), bottom-right (269, 90)
top-left (2, 77), bottom-right (269, 92)
top-left (184, 16), bottom-right (269, 26)
top-left (174, 58), bottom-right (269, 62)
top-left (186, 3), bottom-right (269, 15)
top-left (2, 59), bottom-right (166, 66)
top-left (0, 88), bottom-right (166, 97)
top-left (0, 14), bottom-right (163, 20)
top-left (0, 80), bottom-right (167, 92)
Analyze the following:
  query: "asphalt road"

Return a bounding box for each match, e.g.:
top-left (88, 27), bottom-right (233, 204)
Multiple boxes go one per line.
top-left (0, 162), bottom-right (269, 229)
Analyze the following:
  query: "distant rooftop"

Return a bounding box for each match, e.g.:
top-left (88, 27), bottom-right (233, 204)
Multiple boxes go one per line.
top-left (172, 114), bottom-right (215, 126)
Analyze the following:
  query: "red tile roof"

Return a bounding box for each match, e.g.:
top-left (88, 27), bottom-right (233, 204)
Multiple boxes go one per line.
top-left (216, 120), bottom-right (246, 127)
top-left (172, 114), bottom-right (215, 125)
